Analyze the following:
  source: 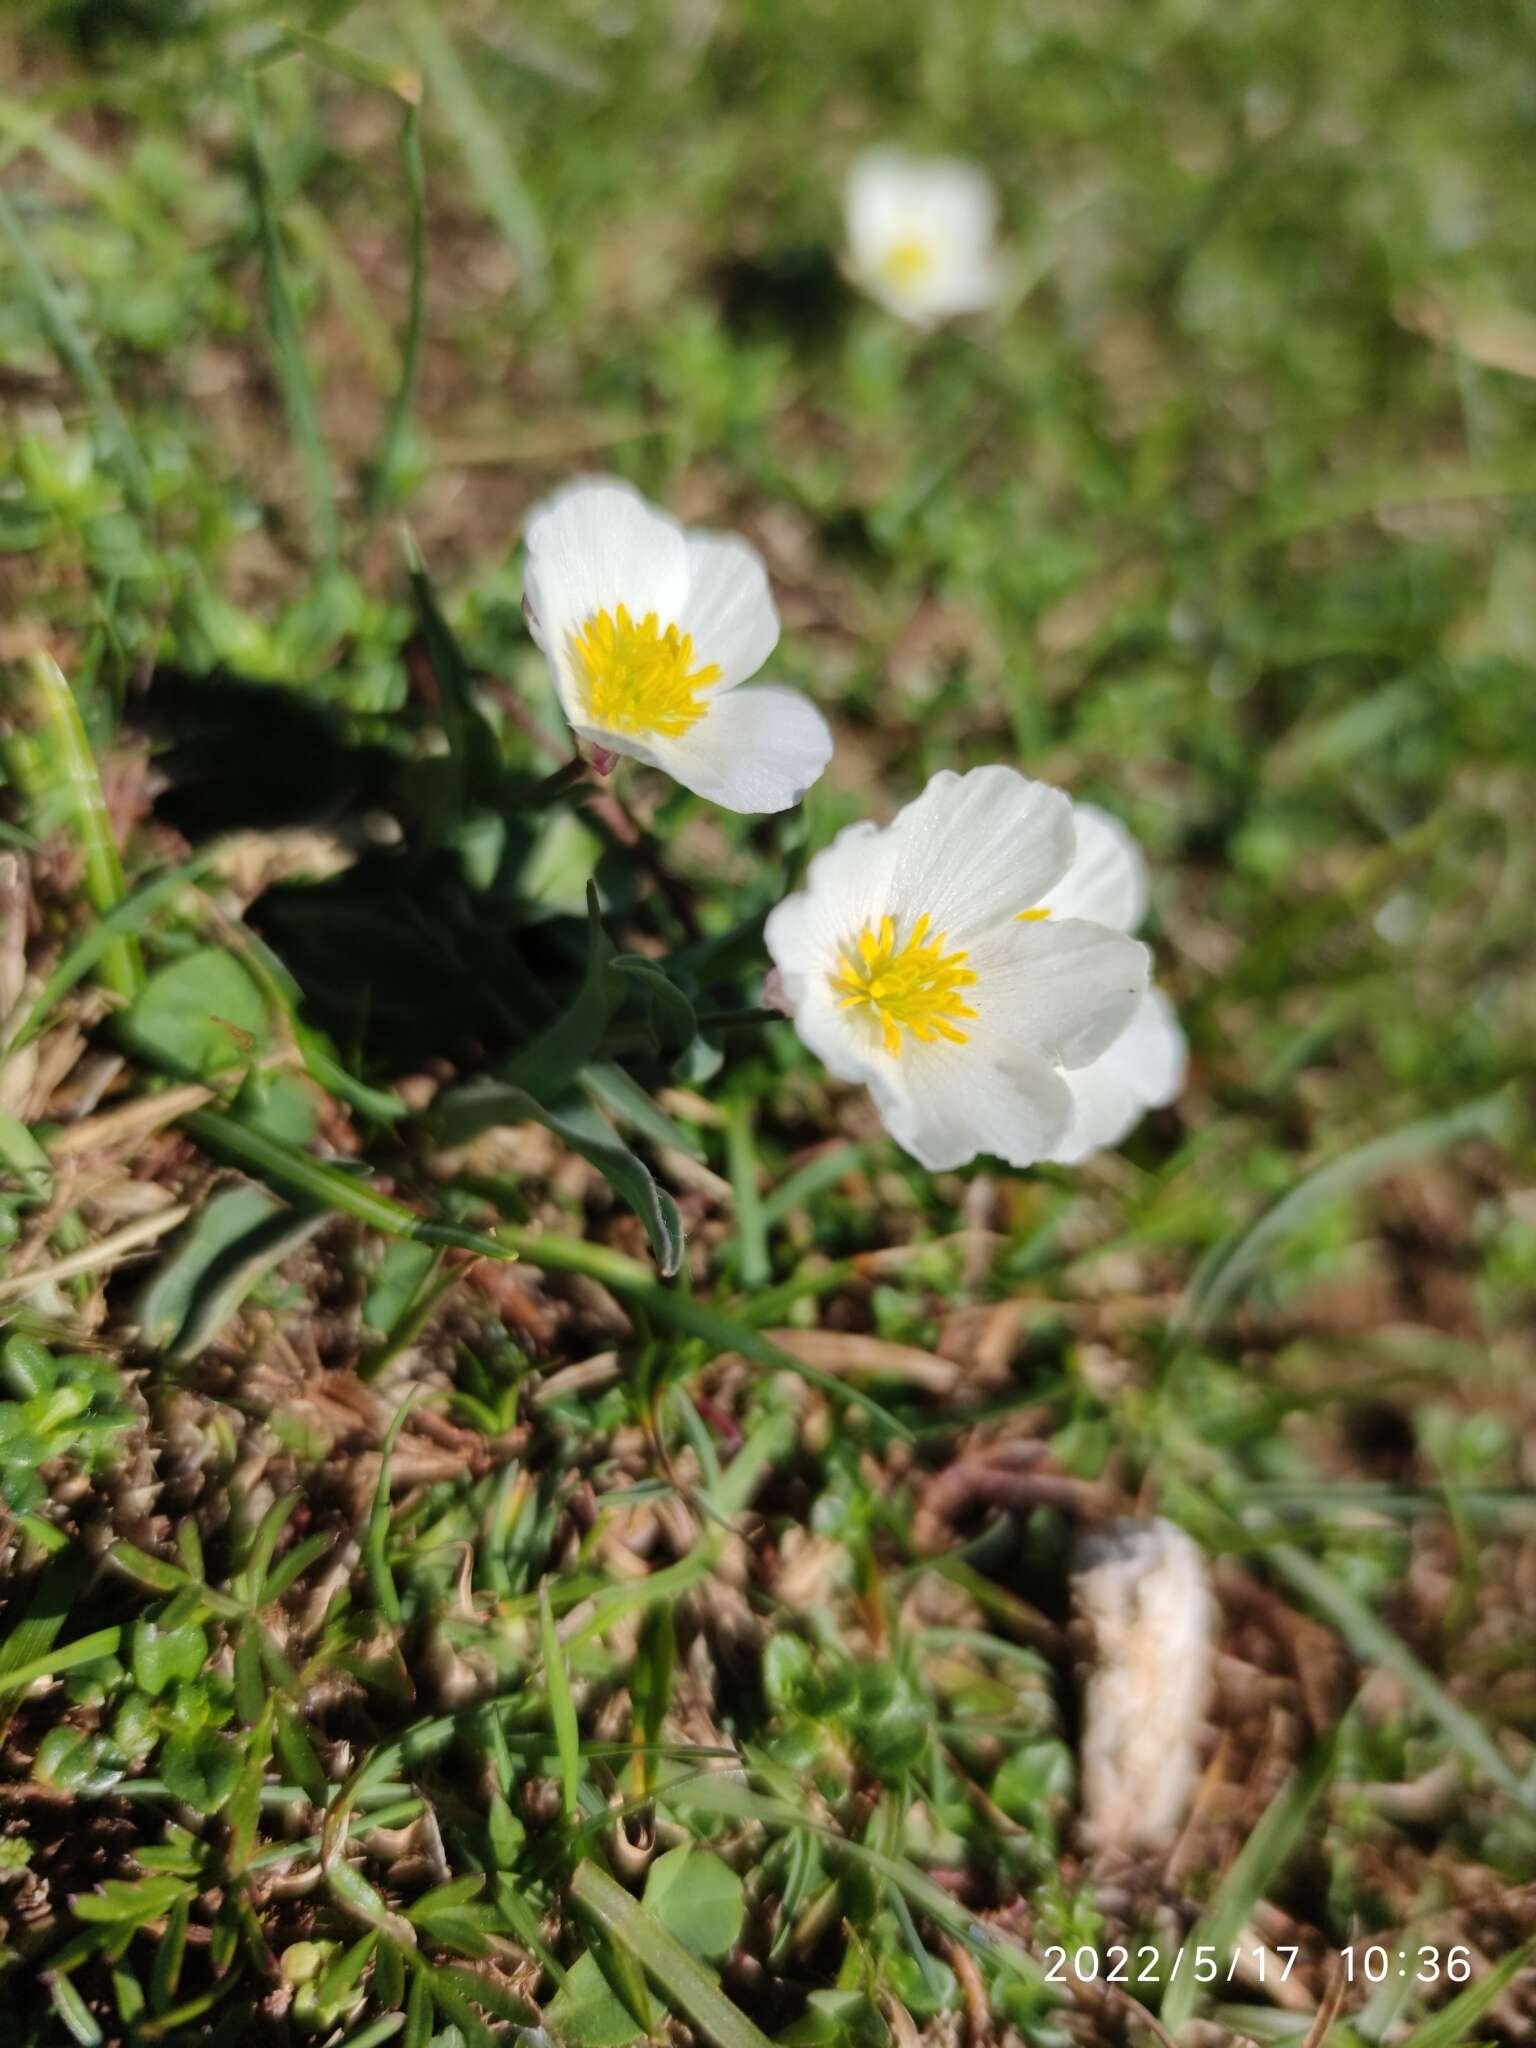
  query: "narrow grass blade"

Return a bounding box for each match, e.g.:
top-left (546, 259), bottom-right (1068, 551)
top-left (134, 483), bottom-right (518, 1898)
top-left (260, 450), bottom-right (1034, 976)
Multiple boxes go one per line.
top-left (179, 1108), bottom-right (509, 1258)
top-left (491, 1225), bottom-right (910, 1439)
top-left (1268, 1541), bottom-right (1531, 1811)
top-left (241, 75), bottom-right (340, 567)
top-left (1397, 1936), bottom-right (1536, 2048)
top-left (1181, 1091), bottom-right (1518, 1337)
top-left (0, 1625), bottom-right (122, 1696)
top-left (368, 99), bottom-right (426, 514)
top-left (18, 653), bottom-right (140, 1000)
top-left (50, 1971), bottom-right (103, 2048)
top-left (0, 1547), bottom-right (90, 1680)
top-left (759, 1143), bottom-right (865, 1229)
top-left (724, 1097), bottom-right (769, 1288)
top-left (365, 1391), bottom-right (422, 1625)
top-left (568, 1862), bottom-right (773, 2048)
top-left (539, 1581), bottom-right (580, 1817)
top-left (397, 1), bottom-right (546, 302)
top-left (0, 186), bottom-right (151, 517)
top-left (1161, 1733), bottom-right (1336, 2033)
top-left (148, 1895), bottom-right (190, 2016)
top-left (3, 853), bottom-right (210, 1057)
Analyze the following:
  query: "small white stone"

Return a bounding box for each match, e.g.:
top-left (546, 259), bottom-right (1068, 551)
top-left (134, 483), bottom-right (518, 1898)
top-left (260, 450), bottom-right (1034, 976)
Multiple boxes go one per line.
top-left (1073, 1516), bottom-right (1216, 1854)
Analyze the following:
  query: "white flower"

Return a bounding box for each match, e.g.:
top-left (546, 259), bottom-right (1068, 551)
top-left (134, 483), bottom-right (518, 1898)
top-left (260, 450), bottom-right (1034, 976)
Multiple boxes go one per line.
top-left (764, 767), bottom-right (1152, 1171)
top-left (1036, 804), bottom-right (1187, 1164)
top-left (843, 149), bottom-right (1002, 327)
top-left (522, 478), bottom-right (833, 814)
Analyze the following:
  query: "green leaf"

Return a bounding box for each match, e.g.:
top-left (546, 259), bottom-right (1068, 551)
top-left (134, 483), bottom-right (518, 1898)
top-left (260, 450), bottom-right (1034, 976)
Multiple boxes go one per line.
top-left (545, 1953), bottom-right (645, 2048)
top-left (0, 1625), bottom-right (123, 1699)
top-left (364, 1239), bottom-right (439, 1334)
top-left (529, 1090), bottom-right (685, 1276)
top-left (612, 954), bottom-right (697, 1056)
top-left (49, 1970), bottom-right (104, 2048)
top-left (990, 1741), bottom-right (1074, 1829)
top-left (643, 1847), bottom-right (744, 1964)
top-left (149, 1896), bottom-right (190, 2014)
top-left (430, 1073), bottom-right (684, 1274)
top-left (0, 1545), bottom-right (90, 1681)
top-left (160, 1730), bottom-right (240, 1815)
top-left (118, 947), bottom-right (269, 1081)
top-left (508, 883), bottom-right (618, 1100)
top-left (130, 1619), bottom-right (207, 1698)
top-left (73, 1877), bottom-right (192, 1926)
top-left (132, 1185), bottom-right (287, 1351)
top-left (568, 1862), bottom-right (773, 2048)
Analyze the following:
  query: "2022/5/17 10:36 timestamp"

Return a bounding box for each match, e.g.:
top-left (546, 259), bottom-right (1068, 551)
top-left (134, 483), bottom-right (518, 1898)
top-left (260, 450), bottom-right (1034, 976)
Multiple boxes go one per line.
top-left (1041, 1943), bottom-right (1473, 1986)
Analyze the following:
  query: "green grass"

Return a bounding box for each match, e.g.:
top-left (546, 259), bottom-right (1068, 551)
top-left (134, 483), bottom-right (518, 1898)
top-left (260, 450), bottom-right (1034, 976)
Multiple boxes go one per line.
top-left (2, 1), bottom-right (1536, 2044)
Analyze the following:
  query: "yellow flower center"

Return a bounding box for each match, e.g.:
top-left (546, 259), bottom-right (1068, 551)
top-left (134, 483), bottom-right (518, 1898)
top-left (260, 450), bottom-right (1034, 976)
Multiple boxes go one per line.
top-left (830, 912), bottom-right (978, 1058)
top-left (879, 236), bottom-right (936, 289)
top-left (570, 603), bottom-right (720, 740)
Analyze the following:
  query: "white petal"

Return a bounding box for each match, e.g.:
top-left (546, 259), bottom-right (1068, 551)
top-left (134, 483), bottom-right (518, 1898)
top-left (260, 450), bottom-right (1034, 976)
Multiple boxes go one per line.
top-left (844, 151), bottom-right (918, 272)
top-left (966, 916), bottom-right (1149, 1070)
top-left (1047, 988), bottom-right (1188, 1164)
top-left (676, 532), bottom-right (779, 689)
top-left (765, 820), bottom-right (899, 1076)
top-left (886, 766), bottom-right (1075, 946)
top-left (916, 253), bottom-right (1004, 320)
top-left (522, 477), bottom-right (690, 725)
top-left (649, 684), bottom-right (832, 814)
top-left (873, 1038), bottom-right (1073, 1171)
top-left (913, 157), bottom-right (998, 247)
top-left (1042, 803), bottom-right (1149, 932)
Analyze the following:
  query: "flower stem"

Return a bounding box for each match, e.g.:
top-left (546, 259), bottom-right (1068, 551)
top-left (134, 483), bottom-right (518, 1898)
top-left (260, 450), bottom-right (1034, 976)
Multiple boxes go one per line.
top-left (522, 755), bottom-right (590, 806)
top-left (695, 1006), bottom-right (783, 1032)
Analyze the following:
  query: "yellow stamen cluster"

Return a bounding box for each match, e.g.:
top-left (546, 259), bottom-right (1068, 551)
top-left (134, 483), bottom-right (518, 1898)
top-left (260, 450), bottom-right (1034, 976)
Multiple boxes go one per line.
top-left (878, 236), bottom-right (936, 289)
top-left (1017, 906), bottom-right (1050, 922)
top-left (830, 912), bottom-right (978, 1057)
top-left (571, 604), bottom-right (720, 740)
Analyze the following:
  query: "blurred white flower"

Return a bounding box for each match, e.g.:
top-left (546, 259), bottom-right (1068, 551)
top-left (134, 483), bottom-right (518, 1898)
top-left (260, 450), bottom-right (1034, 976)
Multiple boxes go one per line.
top-left (1035, 804), bottom-right (1187, 1164)
top-left (843, 149), bottom-right (1002, 327)
top-left (764, 767), bottom-right (1151, 1170)
top-left (522, 478), bottom-right (832, 813)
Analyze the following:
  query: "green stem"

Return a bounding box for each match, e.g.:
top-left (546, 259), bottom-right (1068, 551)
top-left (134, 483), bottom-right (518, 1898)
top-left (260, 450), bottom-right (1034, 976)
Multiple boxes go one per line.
top-left (523, 755), bottom-right (591, 806)
top-left (694, 1005), bottom-right (782, 1032)
top-left (492, 1225), bottom-right (909, 1438)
